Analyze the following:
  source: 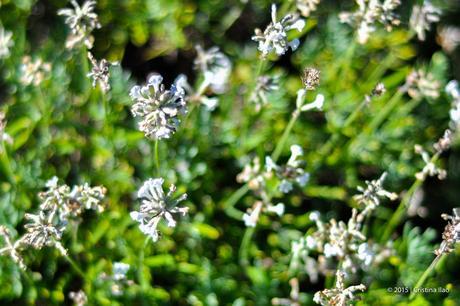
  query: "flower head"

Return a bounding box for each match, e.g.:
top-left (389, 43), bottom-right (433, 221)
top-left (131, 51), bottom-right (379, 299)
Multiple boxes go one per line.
top-left (265, 145), bottom-right (310, 193)
top-left (87, 52), bottom-right (114, 93)
top-left (0, 112), bottom-right (13, 147)
top-left (22, 210), bottom-right (68, 256)
top-left (435, 208), bottom-right (460, 256)
top-left (250, 75), bottom-right (280, 112)
top-left (410, 2), bottom-right (441, 41)
top-left (20, 56), bottom-right (52, 86)
top-left (69, 290), bottom-right (88, 306)
top-left (301, 67), bottom-right (321, 91)
top-left (0, 26), bottom-right (13, 59)
top-left (296, 0), bottom-right (321, 17)
top-left (130, 178), bottom-right (188, 241)
top-left (414, 144), bottom-right (446, 181)
top-left (130, 74), bottom-right (187, 140)
top-left (194, 45), bottom-right (232, 94)
top-left (313, 270), bottom-right (366, 305)
top-left (0, 226), bottom-right (26, 269)
top-left (340, 0), bottom-right (401, 44)
top-left (58, 0), bottom-right (101, 49)
top-left (252, 4), bottom-right (305, 57)
top-left (403, 69), bottom-right (440, 100)
top-left (354, 172), bottom-right (397, 221)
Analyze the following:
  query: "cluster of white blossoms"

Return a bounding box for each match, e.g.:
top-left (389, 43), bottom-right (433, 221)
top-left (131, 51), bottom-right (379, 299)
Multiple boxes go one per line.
top-left (0, 111), bottom-right (13, 148)
top-left (0, 25), bottom-right (13, 59)
top-left (402, 69), bottom-right (441, 100)
top-left (87, 52), bottom-right (116, 93)
top-left (242, 200), bottom-right (285, 228)
top-left (339, 0), bottom-right (401, 44)
top-left (446, 80), bottom-right (460, 130)
top-left (58, 0), bottom-right (101, 49)
top-left (414, 142), bottom-right (447, 181)
top-left (250, 75), bottom-right (280, 112)
top-left (271, 278), bottom-right (301, 306)
top-left (435, 208), bottom-right (460, 256)
top-left (0, 177), bottom-right (106, 269)
top-left (99, 262), bottom-right (134, 296)
top-left (130, 178), bottom-right (188, 242)
top-left (20, 56), bottom-right (51, 86)
top-left (313, 270), bottom-right (366, 306)
top-left (353, 172), bottom-right (398, 222)
top-left (252, 4), bottom-right (305, 57)
top-left (266, 145), bottom-right (310, 194)
top-left (296, 0), bottom-right (321, 17)
top-left (438, 26), bottom-right (460, 54)
top-left (409, 1), bottom-right (441, 41)
top-left (194, 45), bottom-right (232, 95)
top-left (130, 74), bottom-right (187, 140)
top-left (69, 290), bottom-right (88, 306)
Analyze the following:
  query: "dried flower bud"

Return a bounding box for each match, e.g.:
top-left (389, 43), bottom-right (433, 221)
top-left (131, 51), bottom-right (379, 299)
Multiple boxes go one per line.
top-left (301, 67), bottom-right (321, 91)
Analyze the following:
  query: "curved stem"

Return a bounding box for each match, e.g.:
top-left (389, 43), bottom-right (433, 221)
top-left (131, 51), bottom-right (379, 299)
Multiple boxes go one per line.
top-left (239, 226), bottom-right (255, 266)
top-left (409, 254), bottom-right (445, 300)
top-left (64, 255), bottom-right (85, 278)
top-left (271, 111), bottom-right (299, 162)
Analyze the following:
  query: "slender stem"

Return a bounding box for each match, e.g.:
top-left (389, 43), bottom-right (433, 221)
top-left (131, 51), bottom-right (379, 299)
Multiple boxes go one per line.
top-left (154, 140), bottom-right (160, 176)
top-left (239, 226), bottom-right (255, 266)
top-left (271, 111), bottom-right (299, 162)
top-left (365, 90), bottom-right (405, 134)
top-left (409, 254), bottom-right (445, 300)
top-left (381, 153), bottom-right (440, 243)
top-left (222, 184), bottom-right (250, 212)
top-left (0, 142), bottom-right (15, 184)
top-left (64, 255), bottom-right (85, 278)
top-left (138, 236), bottom-right (150, 293)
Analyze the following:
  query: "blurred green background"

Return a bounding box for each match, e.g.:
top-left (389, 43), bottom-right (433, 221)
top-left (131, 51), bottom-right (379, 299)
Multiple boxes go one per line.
top-left (1, 0), bottom-right (460, 305)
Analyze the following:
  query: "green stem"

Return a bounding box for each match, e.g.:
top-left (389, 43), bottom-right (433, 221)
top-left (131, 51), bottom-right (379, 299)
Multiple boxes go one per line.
top-left (64, 255), bottom-right (85, 278)
top-left (271, 111), bottom-right (299, 162)
top-left (365, 90), bottom-right (404, 134)
top-left (222, 184), bottom-right (250, 213)
top-left (381, 153), bottom-right (439, 242)
top-left (409, 254), bottom-right (445, 300)
top-left (138, 236), bottom-right (150, 293)
top-left (239, 226), bottom-right (255, 266)
top-left (0, 142), bottom-right (15, 184)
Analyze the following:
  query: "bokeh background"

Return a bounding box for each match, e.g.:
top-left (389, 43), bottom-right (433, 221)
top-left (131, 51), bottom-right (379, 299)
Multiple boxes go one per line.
top-left (1, 0), bottom-right (460, 305)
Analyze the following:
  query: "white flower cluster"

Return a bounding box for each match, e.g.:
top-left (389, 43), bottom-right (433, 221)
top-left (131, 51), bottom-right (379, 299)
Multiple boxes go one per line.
top-left (438, 27), bottom-right (460, 54)
top-left (242, 200), bottom-right (285, 228)
top-left (313, 270), bottom-right (366, 306)
top-left (20, 56), bottom-right (52, 86)
top-left (130, 74), bottom-right (187, 140)
top-left (194, 45), bottom-right (232, 95)
top-left (403, 69), bottom-right (441, 100)
top-left (0, 112), bottom-right (13, 148)
top-left (353, 172), bottom-right (397, 222)
top-left (414, 144), bottom-right (447, 181)
top-left (250, 75), bottom-right (280, 112)
top-left (99, 262), bottom-right (134, 296)
top-left (446, 80), bottom-right (460, 130)
top-left (0, 177), bottom-right (106, 269)
top-left (252, 4), bottom-right (305, 57)
top-left (0, 25), bottom-right (13, 59)
top-left (435, 208), bottom-right (460, 256)
top-left (39, 176), bottom-right (106, 220)
top-left (296, 0), bottom-right (321, 17)
top-left (69, 290), bottom-right (88, 306)
top-left (58, 0), bottom-right (101, 49)
top-left (294, 210), bottom-right (391, 275)
top-left (339, 0), bottom-right (401, 44)
top-left (410, 1), bottom-right (441, 41)
top-left (130, 178), bottom-right (188, 242)
top-left (87, 52), bottom-right (116, 93)
top-left (266, 145), bottom-right (310, 194)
